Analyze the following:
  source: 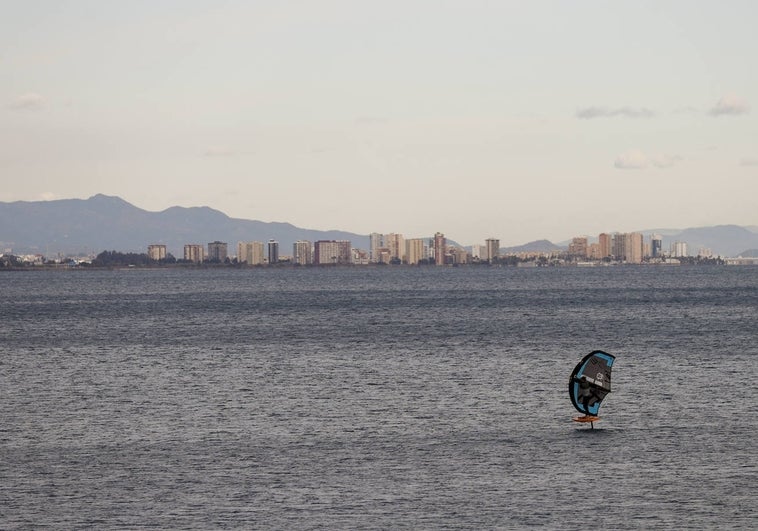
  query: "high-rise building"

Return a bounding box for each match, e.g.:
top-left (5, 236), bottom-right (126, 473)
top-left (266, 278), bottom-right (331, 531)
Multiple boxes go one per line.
top-left (405, 238), bottom-right (426, 265)
top-left (611, 233), bottom-right (643, 263)
top-left (470, 244), bottom-right (483, 260)
top-left (147, 244), bottom-right (167, 261)
top-left (598, 233), bottom-right (612, 259)
top-left (238, 241), bottom-right (265, 265)
top-left (184, 244), bottom-right (205, 263)
top-left (293, 240), bottom-right (312, 265)
top-left (384, 233), bottom-right (405, 263)
top-left (568, 237), bottom-right (588, 259)
top-left (268, 240), bottom-right (279, 264)
top-left (451, 247), bottom-right (468, 264)
top-left (588, 243), bottom-right (602, 260)
top-left (253, 241), bottom-right (265, 265)
top-left (611, 232), bottom-right (626, 262)
top-left (434, 232), bottom-right (446, 266)
top-left (628, 232), bottom-right (644, 263)
top-left (369, 233), bottom-right (384, 263)
top-left (207, 241), bottom-right (228, 262)
top-left (672, 241), bottom-right (688, 257)
top-left (651, 234), bottom-right (663, 258)
top-left (485, 238), bottom-right (500, 263)
top-left (314, 240), bottom-right (352, 265)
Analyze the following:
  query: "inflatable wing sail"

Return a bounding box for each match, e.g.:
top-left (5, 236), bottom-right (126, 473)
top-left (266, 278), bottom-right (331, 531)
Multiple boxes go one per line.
top-left (569, 350), bottom-right (615, 416)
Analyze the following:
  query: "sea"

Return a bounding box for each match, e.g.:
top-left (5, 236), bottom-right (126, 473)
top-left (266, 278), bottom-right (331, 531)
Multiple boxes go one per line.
top-left (2, 265), bottom-right (757, 530)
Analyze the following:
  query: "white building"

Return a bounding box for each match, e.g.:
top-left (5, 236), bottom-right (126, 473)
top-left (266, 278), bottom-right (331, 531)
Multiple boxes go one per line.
top-left (293, 240), bottom-right (313, 265)
top-left (671, 241), bottom-right (688, 257)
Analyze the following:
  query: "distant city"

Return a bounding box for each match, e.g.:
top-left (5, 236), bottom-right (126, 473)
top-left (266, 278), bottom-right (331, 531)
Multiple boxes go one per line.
top-left (4, 230), bottom-right (758, 268)
top-left (3, 195), bottom-right (758, 267)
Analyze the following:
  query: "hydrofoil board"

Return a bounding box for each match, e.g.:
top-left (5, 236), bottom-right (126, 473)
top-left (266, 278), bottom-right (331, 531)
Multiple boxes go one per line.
top-left (572, 415), bottom-right (600, 423)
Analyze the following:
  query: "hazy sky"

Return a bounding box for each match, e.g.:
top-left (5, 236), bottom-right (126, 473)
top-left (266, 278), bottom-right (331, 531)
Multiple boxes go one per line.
top-left (2, 1), bottom-right (756, 245)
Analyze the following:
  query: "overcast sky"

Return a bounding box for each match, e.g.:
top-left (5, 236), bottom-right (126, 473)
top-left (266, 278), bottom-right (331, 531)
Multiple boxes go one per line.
top-left (2, 0), bottom-right (756, 245)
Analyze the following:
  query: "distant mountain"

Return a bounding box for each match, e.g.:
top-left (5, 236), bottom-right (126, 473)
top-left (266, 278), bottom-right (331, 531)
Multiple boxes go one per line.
top-left (557, 225), bottom-right (758, 258)
top-left (637, 225), bottom-right (758, 257)
top-left (0, 194), bottom-right (368, 256)
top-left (501, 239), bottom-right (566, 254)
top-left (2, 195), bottom-right (756, 258)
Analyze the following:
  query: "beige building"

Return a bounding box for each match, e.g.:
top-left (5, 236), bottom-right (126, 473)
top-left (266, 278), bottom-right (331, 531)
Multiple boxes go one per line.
top-left (451, 247), bottom-right (468, 264)
top-left (598, 233), bottom-right (612, 259)
top-left (568, 237), bottom-right (589, 259)
top-left (588, 242), bottom-right (602, 260)
top-left (238, 241), bottom-right (265, 265)
top-left (611, 233), bottom-right (644, 263)
top-left (628, 233), bottom-right (644, 263)
top-left (314, 240), bottom-right (352, 265)
top-left (405, 238), bottom-right (426, 265)
top-left (384, 233), bottom-right (405, 263)
top-left (147, 244), bottom-right (167, 261)
top-left (184, 244), bottom-right (205, 263)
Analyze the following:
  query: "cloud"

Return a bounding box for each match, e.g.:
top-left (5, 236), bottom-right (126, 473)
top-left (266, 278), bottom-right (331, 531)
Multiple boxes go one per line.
top-left (39, 192), bottom-right (56, 201)
top-left (614, 150), bottom-right (681, 170)
top-left (740, 157), bottom-right (758, 167)
top-left (203, 146), bottom-right (236, 157)
top-left (614, 149), bottom-right (648, 169)
top-left (576, 106), bottom-right (655, 119)
top-left (709, 94), bottom-right (750, 116)
top-left (9, 93), bottom-right (45, 110)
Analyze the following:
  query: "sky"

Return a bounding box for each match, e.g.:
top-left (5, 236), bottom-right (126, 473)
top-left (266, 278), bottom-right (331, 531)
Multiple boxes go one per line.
top-left (2, 0), bottom-right (756, 246)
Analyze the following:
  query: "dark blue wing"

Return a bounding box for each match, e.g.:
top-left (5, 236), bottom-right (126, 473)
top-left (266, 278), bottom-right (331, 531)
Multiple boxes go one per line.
top-left (569, 350), bottom-right (615, 415)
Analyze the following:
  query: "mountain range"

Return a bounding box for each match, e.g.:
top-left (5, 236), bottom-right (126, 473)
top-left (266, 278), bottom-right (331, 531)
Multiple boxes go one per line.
top-left (1, 194), bottom-right (757, 258)
top-left (0, 194), bottom-right (366, 257)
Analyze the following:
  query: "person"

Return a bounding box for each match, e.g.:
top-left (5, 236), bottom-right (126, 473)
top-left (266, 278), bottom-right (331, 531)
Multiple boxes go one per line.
top-left (577, 376), bottom-right (596, 416)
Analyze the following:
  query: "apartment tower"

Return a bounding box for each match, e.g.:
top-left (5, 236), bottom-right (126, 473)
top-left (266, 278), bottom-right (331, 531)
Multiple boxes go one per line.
top-left (207, 241), bottom-right (228, 262)
top-left (293, 240), bottom-right (313, 265)
top-left (434, 232), bottom-right (446, 266)
top-left (184, 244), bottom-right (204, 263)
top-left (147, 244), bottom-right (167, 261)
top-left (485, 238), bottom-right (500, 263)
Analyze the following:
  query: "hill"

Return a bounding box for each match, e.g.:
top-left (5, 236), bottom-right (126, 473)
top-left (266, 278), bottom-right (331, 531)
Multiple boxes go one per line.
top-left (2, 195), bottom-right (756, 257)
top-left (558, 225), bottom-right (758, 258)
top-left (501, 239), bottom-right (566, 254)
top-left (637, 225), bottom-right (758, 258)
top-left (0, 194), bottom-right (368, 256)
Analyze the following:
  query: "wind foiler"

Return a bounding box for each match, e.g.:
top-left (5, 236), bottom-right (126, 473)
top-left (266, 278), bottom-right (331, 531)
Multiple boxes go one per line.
top-left (569, 350), bottom-right (615, 428)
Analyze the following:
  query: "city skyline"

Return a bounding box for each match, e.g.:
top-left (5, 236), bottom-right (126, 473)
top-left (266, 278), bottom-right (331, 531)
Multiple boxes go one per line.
top-left (5, 194), bottom-right (758, 263)
top-left (2, 2), bottom-right (757, 245)
top-left (146, 230), bottom-right (717, 266)
top-left (138, 224), bottom-right (758, 261)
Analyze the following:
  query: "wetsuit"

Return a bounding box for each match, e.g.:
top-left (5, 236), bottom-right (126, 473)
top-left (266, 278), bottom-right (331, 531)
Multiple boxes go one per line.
top-left (577, 378), bottom-right (595, 415)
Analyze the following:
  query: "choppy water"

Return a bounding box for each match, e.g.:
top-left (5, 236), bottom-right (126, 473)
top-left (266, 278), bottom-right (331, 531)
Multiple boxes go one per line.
top-left (2, 266), bottom-right (757, 529)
